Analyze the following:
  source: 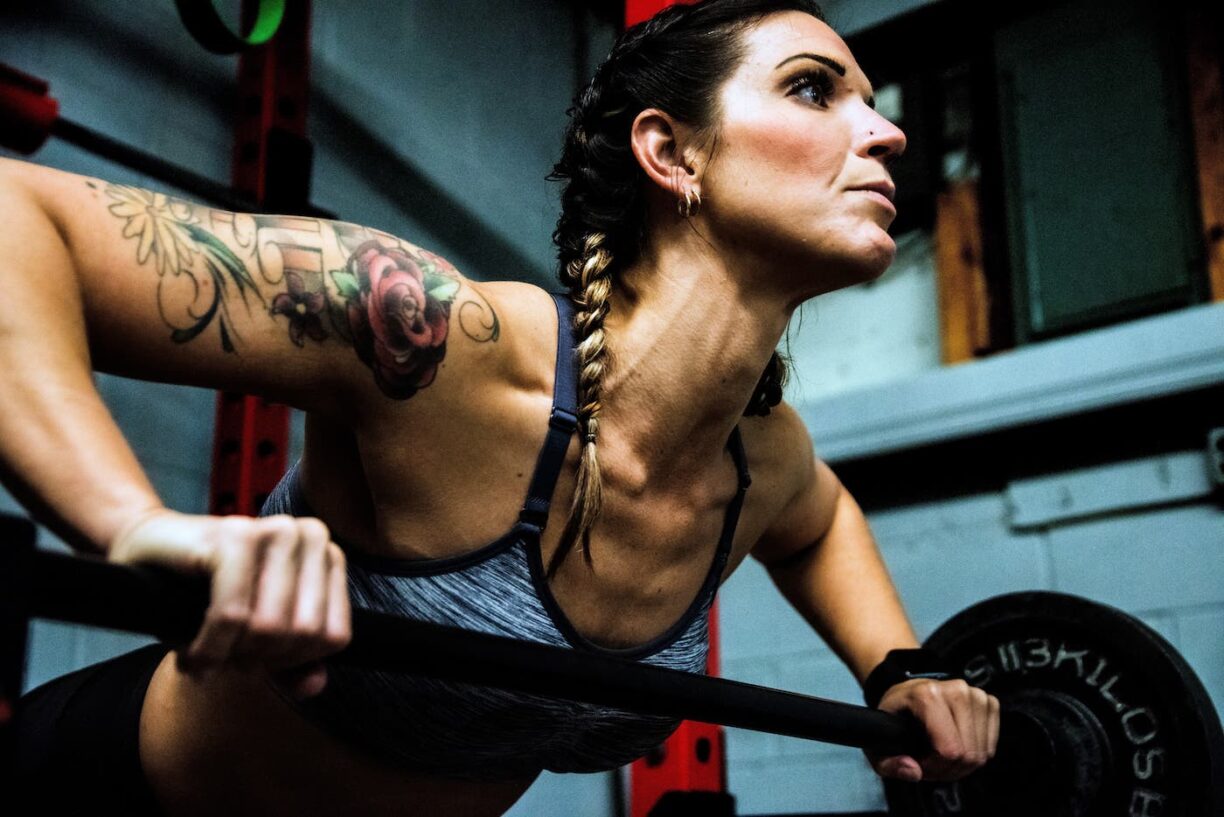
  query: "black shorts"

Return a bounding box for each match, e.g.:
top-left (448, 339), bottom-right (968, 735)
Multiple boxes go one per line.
top-left (16, 642), bottom-right (172, 816)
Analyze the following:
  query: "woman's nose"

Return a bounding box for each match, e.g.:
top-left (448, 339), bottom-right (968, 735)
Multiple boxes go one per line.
top-left (862, 116), bottom-right (907, 167)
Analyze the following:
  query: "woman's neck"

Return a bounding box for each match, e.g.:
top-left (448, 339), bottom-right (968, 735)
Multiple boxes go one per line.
top-left (597, 235), bottom-right (794, 487)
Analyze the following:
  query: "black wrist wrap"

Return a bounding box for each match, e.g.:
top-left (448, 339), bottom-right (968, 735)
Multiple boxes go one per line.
top-left (862, 648), bottom-right (955, 709)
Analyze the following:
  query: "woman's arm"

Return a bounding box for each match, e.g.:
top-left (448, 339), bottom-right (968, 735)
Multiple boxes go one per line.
top-left (750, 405), bottom-right (918, 681)
top-left (0, 156), bottom-right (499, 548)
top-left (0, 157), bottom-right (499, 695)
top-left (0, 161), bottom-right (165, 552)
top-left (0, 158), bottom-right (497, 413)
top-left (750, 403), bottom-right (997, 781)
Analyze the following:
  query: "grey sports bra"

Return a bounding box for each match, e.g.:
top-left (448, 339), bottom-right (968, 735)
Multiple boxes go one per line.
top-left (259, 290), bottom-right (752, 780)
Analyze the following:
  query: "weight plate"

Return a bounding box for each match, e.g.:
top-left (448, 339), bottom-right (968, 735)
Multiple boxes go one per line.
top-left (885, 592), bottom-right (1224, 817)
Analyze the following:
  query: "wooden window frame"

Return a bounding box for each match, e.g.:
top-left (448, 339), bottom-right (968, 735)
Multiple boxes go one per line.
top-left (849, 0), bottom-right (1224, 365)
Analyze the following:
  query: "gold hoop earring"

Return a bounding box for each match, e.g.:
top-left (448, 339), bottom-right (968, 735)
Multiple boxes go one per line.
top-left (677, 189), bottom-right (702, 218)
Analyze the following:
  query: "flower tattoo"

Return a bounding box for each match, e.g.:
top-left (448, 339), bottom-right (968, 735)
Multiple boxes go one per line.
top-left (330, 240), bottom-right (459, 399)
top-left (96, 176), bottom-right (491, 396)
top-left (104, 185), bottom-right (198, 278)
top-left (104, 184), bottom-right (261, 352)
top-left (270, 270), bottom-right (327, 347)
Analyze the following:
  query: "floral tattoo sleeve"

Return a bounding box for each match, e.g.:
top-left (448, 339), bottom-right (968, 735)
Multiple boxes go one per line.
top-left (94, 181), bottom-right (499, 400)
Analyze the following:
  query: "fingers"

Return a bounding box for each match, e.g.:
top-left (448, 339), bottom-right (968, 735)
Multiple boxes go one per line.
top-left (116, 512), bottom-right (352, 689)
top-left (291, 519), bottom-right (331, 640)
top-left (911, 682), bottom-right (966, 780)
top-left (272, 661), bottom-right (330, 701)
top-left (874, 755), bottom-right (923, 783)
top-left (233, 516), bottom-right (315, 668)
top-left (325, 543), bottom-right (351, 655)
top-left (876, 679), bottom-right (1000, 783)
top-left (179, 523), bottom-right (261, 675)
top-left (944, 683), bottom-right (994, 775)
top-left (265, 542), bottom-right (352, 702)
top-left (986, 692), bottom-right (1000, 757)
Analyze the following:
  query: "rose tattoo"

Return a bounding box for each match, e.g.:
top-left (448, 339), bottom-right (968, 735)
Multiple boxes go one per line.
top-left (330, 240), bottom-right (458, 399)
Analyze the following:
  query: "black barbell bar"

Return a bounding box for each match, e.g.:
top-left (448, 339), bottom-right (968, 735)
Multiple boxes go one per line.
top-left (3, 540), bottom-right (930, 759)
top-left (8, 519), bottom-right (1223, 817)
top-left (0, 62), bottom-right (334, 219)
top-left (49, 117), bottom-right (335, 219)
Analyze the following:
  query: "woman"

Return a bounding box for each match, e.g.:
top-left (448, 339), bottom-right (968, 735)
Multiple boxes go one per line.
top-left (4, 1), bottom-right (999, 815)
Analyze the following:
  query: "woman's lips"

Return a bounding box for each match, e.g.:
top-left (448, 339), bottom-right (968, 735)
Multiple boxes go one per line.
top-left (850, 188), bottom-right (897, 215)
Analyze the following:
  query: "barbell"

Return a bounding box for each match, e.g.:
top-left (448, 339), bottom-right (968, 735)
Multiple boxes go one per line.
top-left (2, 514), bottom-right (1221, 816)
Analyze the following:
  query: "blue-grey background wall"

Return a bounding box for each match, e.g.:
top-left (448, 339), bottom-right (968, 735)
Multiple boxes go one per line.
top-left (2, 2), bottom-right (1221, 816)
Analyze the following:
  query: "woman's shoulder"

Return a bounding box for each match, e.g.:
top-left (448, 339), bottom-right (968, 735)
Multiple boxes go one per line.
top-left (736, 399), bottom-right (845, 566)
top-left (738, 398), bottom-right (815, 484)
top-left (476, 280), bottom-right (568, 372)
top-left (351, 278), bottom-right (563, 426)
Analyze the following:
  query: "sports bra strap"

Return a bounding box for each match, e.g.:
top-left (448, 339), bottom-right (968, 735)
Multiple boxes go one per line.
top-left (516, 292), bottom-right (753, 532)
top-left (518, 293), bottom-right (580, 531)
top-left (729, 424), bottom-right (752, 491)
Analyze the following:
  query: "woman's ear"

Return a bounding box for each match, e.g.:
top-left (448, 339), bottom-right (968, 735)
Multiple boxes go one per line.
top-left (630, 108), bottom-right (702, 198)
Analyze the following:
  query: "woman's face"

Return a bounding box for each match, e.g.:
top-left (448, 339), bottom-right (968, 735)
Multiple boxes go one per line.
top-left (700, 12), bottom-right (906, 294)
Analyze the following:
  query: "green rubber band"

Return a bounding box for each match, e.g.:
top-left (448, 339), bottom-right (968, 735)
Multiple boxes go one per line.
top-left (174, 0), bottom-right (287, 55)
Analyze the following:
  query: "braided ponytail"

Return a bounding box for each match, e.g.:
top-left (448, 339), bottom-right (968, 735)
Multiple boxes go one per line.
top-left (550, 232), bottom-right (615, 575)
top-left (545, 0), bottom-right (823, 576)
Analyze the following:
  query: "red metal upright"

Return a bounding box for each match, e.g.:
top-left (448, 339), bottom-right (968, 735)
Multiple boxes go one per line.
top-left (210, 0), bottom-right (312, 517)
top-left (625, 0), bottom-right (697, 26)
top-left (629, 602), bottom-right (729, 817)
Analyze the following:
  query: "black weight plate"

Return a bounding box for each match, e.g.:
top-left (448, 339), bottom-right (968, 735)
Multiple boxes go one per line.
top-left (885, 591), bottom-right (1224, 817)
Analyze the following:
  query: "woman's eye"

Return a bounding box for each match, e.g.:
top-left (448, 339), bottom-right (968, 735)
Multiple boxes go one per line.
top-left (789, 69), bottom-right (835, 107)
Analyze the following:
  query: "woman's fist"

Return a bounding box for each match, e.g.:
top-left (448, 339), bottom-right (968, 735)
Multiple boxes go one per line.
top-left (868, 678), bottom-right (1000, 782)
top-left (107, 509), bottom-right (351, 699)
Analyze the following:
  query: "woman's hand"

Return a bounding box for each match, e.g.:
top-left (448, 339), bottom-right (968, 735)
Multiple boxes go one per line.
top-left (107, 509), bottom-right (352, 700)
top-left (867, 678), bottom-right (1000, 782)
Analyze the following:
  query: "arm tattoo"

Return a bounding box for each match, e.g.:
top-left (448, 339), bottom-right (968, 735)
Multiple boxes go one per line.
top-left (101, 183), bottom-right (262, 352)
top-left (94, 181), bottom-right (500, 400)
